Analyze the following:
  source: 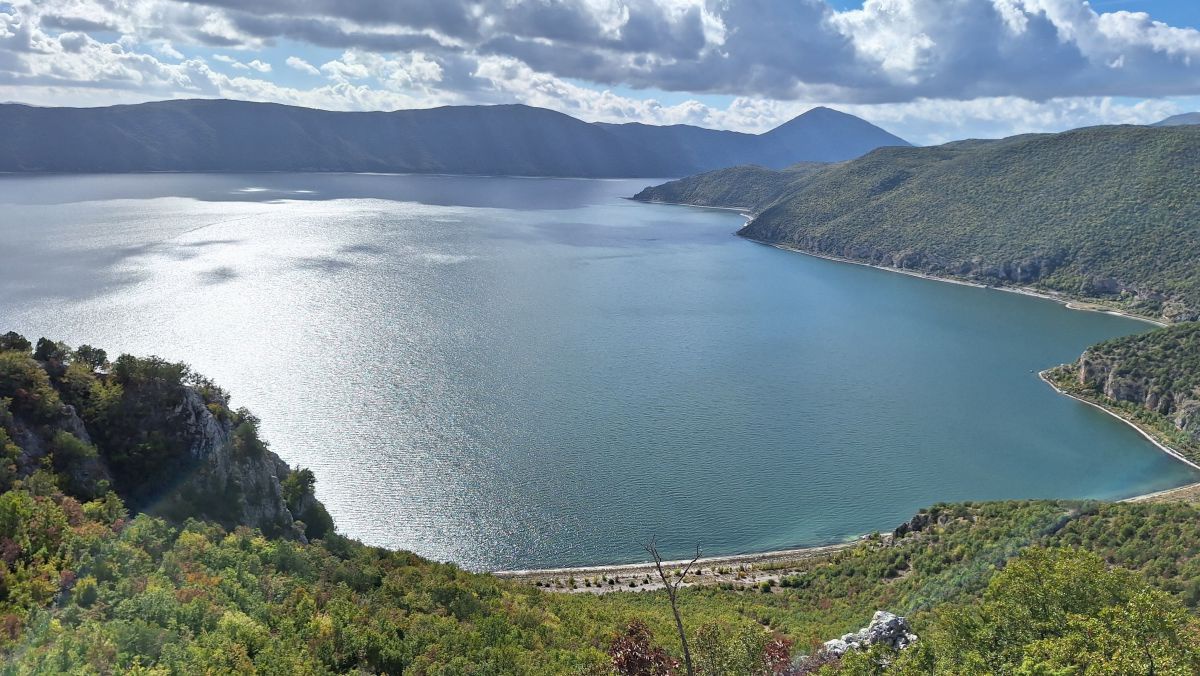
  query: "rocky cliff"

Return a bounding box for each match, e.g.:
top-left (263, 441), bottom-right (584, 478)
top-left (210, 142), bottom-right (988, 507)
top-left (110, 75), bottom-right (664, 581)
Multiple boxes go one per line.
top-left (1049, 322), bottom-right (1200, 457)
top-left (0, 333), bottom-right (327, 540)
top-left (142, 386), bottom-right (305, 539)
top-left (1075, 333), bottom-right (1200, 442)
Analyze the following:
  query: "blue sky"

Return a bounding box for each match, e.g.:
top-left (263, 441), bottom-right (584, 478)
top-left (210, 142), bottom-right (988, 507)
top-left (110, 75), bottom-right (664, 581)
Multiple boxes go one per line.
top-left (3, 0), bottom-right (1200, 144)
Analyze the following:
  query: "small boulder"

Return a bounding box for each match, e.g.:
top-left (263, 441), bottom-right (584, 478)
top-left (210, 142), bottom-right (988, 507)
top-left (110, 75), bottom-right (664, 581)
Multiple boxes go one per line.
top-left (821, 610), bottom-right (917, 657)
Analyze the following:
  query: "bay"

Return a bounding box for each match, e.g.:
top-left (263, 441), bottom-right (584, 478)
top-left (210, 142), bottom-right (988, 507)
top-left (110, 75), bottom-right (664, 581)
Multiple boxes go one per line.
top-left (1, 173), bottom-right (1194, 570)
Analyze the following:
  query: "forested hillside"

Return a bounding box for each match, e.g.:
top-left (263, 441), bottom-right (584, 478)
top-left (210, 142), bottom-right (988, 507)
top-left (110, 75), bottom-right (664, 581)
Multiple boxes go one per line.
top-left (636, 125), bottom-right (1200, 321)
top-left (634, 163), bottom-right (825, 210)
top-left (3, 332), bottom-right (1200, 673)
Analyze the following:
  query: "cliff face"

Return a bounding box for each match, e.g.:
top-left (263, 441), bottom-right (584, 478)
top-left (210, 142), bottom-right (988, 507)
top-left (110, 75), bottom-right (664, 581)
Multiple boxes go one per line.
top-left (1077, 355), bottom-right (1200, 444)
top-left (740, 223), bottom-right (1074, 284)
top-left (147, 387), bottom-right (302, 539)
top-left (1068, 323), bottom-right (1200, 448)
top-left (0, 337), bottom-right (324, 540)
top-left (6, 401), bottom-right (112, 496)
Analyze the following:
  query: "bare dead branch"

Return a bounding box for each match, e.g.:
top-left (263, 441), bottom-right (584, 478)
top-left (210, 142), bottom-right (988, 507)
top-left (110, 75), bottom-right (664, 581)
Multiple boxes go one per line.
top-left (644, 538), bottom-right (698, 676)
top-left (679, 544), bottom-right (701, 578)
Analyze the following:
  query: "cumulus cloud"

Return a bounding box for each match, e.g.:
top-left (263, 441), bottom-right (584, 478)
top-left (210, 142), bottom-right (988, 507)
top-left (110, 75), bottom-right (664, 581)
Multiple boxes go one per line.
top-left (827, 0), bottom-right (1200, 101)
top-left (154, 40), bottom-right (183, 59)
top-left (147, 0), bottom-right (1200, 102)
top-left (0, 0), bottom-right (1198, 142)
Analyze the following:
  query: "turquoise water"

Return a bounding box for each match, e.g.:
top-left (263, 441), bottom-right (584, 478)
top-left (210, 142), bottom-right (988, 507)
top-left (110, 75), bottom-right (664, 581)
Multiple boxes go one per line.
top-left (1, 173), bottom-right (1194, 570)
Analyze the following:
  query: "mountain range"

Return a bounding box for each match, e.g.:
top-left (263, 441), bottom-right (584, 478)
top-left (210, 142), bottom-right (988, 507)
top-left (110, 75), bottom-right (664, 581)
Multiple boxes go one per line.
top-left (0, 99), bottom-right (907, 177)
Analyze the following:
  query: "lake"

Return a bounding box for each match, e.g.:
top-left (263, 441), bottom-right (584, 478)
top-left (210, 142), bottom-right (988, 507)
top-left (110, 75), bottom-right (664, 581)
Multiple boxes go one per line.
top-left (1, 173), bottom-right (1195, 570)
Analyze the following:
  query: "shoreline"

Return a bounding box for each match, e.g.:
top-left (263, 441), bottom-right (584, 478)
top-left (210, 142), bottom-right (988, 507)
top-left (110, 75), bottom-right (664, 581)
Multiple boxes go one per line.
top-left (752, 238), bottom-right (1167, 328)
top-left (494, 539), bottom-right (858, 578)
top-left (493, 540), bottom-right (861, 594)
top-left (631, 197), bottom-right (755, 220)
top-left (497, 457), bottom-right (1200, 588)
top-left (1037, 369), bottom-right (1200, 477)
top-left (743, 230), bottom-right (1194, 488)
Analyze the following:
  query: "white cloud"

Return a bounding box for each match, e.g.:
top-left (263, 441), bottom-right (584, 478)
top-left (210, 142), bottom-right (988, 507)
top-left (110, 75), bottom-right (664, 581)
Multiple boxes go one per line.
top-left (214, 54), bottom-right (271, 72)
top-left (286, 55), bottom-right (319, 75)
top-left (11, 0), bottom-right (1200, 102)
top-left (154, 40), bottom-right (183, 59)
top-left (319, 53), bottom-right (370, 81)
top-left (245, 58), bottom-right (270, 73)
top-left (317, 51), bottom-right (442, 90)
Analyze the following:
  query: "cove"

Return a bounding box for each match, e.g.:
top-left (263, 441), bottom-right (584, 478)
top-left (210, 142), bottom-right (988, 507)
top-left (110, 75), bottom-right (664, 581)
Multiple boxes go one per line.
top-left (1, 173), bottom-right (1195, 571)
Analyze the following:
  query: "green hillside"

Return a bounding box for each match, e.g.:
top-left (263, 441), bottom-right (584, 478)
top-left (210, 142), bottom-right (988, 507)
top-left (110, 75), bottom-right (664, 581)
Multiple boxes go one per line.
top-left (3, 333), bottom-right (1200, 673)
top-left (633, 163), bottom-right (825, 210)
top-left (637, 125), bottom-right (1200, 322)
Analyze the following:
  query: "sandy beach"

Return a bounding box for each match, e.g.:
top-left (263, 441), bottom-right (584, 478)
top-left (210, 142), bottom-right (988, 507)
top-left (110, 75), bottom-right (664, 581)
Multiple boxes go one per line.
top-left (494, 539), bottom-right (863, 595)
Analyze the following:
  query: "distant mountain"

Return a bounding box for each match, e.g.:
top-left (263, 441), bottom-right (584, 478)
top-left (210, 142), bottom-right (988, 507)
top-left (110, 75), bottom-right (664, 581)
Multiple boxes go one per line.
top-left (1154, 112), bottom-right (1200, 126)
top-left (595, 107), bottom-right (910, 168)
top-left (635, 124), bottom-right (1200, 321)
top-left (0, 99), bottom-right (908, 177)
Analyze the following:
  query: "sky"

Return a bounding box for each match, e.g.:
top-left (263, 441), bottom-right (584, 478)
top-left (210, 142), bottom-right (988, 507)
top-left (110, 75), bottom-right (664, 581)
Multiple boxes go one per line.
top-left (2, 0), bottom-right (1200, 144)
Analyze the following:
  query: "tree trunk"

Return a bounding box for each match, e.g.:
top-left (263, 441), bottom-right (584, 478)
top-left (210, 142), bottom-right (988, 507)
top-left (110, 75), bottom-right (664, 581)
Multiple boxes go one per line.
top-left (668, 586), bottom-right (694, 676)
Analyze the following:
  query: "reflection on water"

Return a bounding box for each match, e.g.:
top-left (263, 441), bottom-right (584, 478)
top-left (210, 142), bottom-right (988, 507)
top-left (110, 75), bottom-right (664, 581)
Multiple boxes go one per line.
top-left (0, 172), bottom-right (642, 209)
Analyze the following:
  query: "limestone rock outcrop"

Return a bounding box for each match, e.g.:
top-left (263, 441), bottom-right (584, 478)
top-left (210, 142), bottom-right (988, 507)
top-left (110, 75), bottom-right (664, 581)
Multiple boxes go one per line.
top-left (155, 387), bottom-right (300, 539)
top-left (822, 611), bottom-right (919, 657)
top-left (1076, 343), bottom-right (1200, 448)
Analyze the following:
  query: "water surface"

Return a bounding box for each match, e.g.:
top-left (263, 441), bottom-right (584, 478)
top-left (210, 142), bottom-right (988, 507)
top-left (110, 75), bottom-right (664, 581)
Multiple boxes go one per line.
top-left (1, 173), bottom-right (1194, 570)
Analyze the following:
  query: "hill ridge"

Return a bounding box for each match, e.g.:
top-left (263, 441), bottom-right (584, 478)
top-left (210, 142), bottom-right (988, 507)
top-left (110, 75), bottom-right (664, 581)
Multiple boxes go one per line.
top-left (0, 98), bottom-right (909, 176)
top-left (635, 124), bottom-right (1200, 321)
